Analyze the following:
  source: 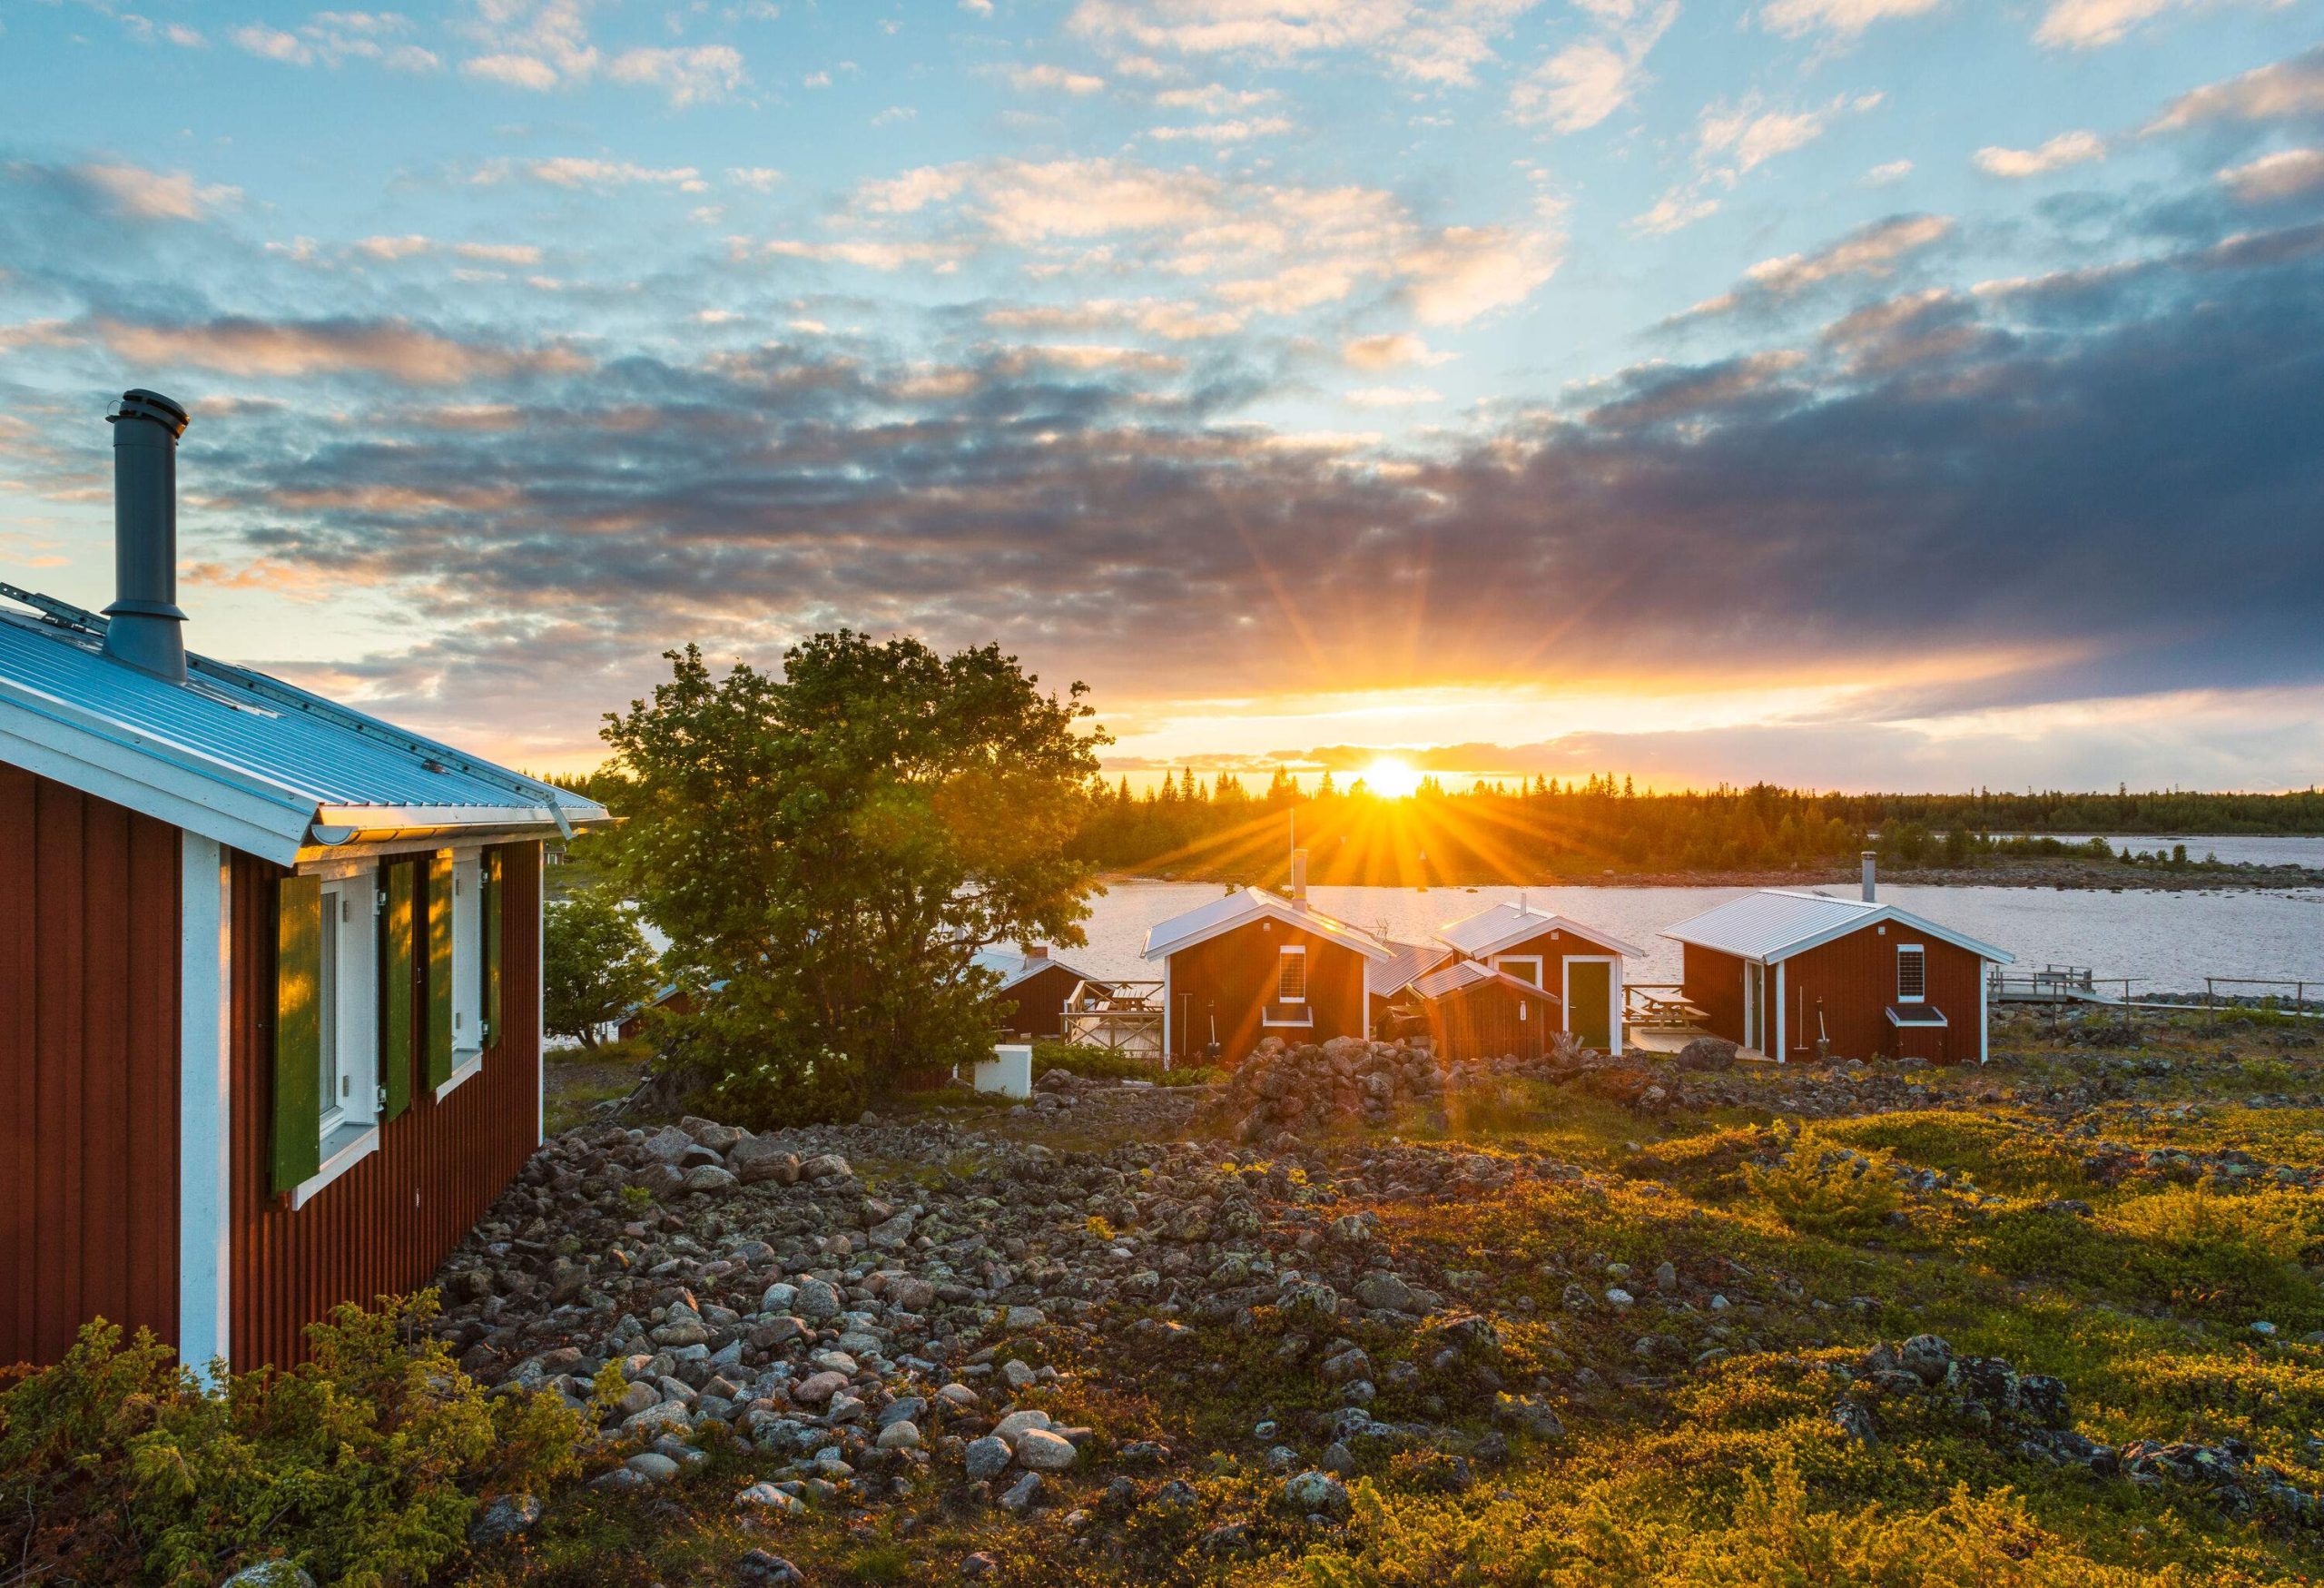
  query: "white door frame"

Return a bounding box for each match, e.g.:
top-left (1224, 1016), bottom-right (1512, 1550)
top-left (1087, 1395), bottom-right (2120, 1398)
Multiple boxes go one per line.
top-left (1560, 954), bottom-right (1622, 1056)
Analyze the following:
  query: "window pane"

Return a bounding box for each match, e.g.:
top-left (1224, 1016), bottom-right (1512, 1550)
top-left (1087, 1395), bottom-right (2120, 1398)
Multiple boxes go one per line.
top-left (1278, 952), bottom-right (1306, 1001)
top-left (1897, 948), bottom-right (1925, 1000)
top-left (320, 898), bottom-right (340, 1112)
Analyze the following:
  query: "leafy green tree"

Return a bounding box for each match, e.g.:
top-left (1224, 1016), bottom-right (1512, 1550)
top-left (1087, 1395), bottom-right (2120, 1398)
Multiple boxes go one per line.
top-left (601, 633), bottom-right (1107, 1122)
top-left (543, 882), bottom-right (660, 1050)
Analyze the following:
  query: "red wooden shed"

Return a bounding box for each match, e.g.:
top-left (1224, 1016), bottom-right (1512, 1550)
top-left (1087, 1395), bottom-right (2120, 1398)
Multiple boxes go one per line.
top-left (1142, 869), bottom-right (1391, 1065)
top-left (972, 945), bottom-right (1111, 1040)
top-left (1660, 875), bottom-right (2013, 1064)
top-left (1434, 900), bottom-right (1642, 1055)
top-left (0, 390), bottom-right (610, 1372)
top-left (1393, 958), bottom-right (1563, 1061)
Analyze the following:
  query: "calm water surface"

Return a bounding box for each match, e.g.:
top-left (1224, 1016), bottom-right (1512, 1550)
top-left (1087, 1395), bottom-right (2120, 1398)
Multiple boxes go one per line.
top-left (1072, 878), bottom-right (2324, 991)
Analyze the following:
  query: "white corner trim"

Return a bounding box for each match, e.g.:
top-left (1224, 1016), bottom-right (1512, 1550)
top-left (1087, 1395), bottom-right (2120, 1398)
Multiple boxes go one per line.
top-left (436, 1050), bottom-right (484, 1103)
top-left (292, 1122), bottom-right (379, 1210)
top-left (536, 852), bottom-right (547, 1145)
top-left (178, 834), bottom-right (232, 1378)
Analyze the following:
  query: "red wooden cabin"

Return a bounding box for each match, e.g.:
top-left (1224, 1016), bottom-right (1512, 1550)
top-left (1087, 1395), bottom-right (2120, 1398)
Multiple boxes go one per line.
top-left (1142, 867), bottom-right (1391, 1064)
top-left (1393, 958), bottom-right (1563, 1060)
top-left (972, 944), bottom-right (1110, 1040)
top-left (1660, 868), bottom-right (2012, 1064)
top-left (0, 390), bottom-right (610, 1372)
top-left (1434, 900), bottom-right (1642, 1055)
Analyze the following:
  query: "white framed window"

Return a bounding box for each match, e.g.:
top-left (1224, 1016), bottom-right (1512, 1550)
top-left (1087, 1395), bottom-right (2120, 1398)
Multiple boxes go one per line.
top-left (1492, 954), bottom-right (1544, 988)
top-left (1277, 945), bottom-right (1308, 1002)
top-left (299, 870), bottom-right (380, 1207)
top-left (1896, 943), bottom-right (1926, 1002)
top-left (451, 853), bottom-right (483, 1062)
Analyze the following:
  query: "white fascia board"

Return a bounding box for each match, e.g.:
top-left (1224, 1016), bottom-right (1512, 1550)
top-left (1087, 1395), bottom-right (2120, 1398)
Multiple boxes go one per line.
top-left (1455, 915), bottom-right (1646, 961)
top-left (1759, 907), bottom-right (2014, 967)
top-left (1147, 900), bottom-right (1392, 963)
top-left (0, 700), bottom-right (310, 863)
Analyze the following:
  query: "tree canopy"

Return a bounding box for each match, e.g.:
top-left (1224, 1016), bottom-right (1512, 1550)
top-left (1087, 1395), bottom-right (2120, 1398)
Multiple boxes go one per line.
top-left (601, 632), bottom-right (1107, 1122)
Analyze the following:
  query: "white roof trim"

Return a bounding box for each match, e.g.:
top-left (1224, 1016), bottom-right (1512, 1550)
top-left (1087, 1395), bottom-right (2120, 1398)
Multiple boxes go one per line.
top-left (1142, 886), bottom-right (1393, 962)
top-left (1436, 902), bottom-right (1644, 961)
top-left (1660, 889), bottom-right (2014, 966)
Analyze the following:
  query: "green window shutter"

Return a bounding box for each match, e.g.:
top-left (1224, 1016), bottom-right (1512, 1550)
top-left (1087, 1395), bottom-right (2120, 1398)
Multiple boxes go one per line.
top-left (482, 848), bottom-right (502, 1047)
top-left (271, 873), bottom-right (324, 1195)
top-left (426, 852), bottom-right (455, 1090)
top-left (379, 861), bottom-right (415, 1122)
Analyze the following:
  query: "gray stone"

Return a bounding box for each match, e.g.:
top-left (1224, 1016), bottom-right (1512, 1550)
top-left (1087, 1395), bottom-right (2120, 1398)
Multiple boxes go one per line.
top-left (468, 1493), bottom-right (544, 1546)
top-left (589, 1466), bottom-right (655, 1494)
top-left (992, 1408), bottom-right (1053, 1445)
top-left (732, 1139), bottom-right (801, 1186)
top-left (626, 1452), bottom-right (682, 1483)
top-left (641, 1125), bottom-right (695, 1162)
top-left (684, 1165), bottom-right (741, 1195)
top-left (1014, 1427), bottom-right (1078, 1470)
top-left (1282, 1470), bottom-right (1352, 1518)
top-left (799, 1152), bottom-right (852, 1182)
top-left (621, 1399), bottom-right (694, 1438)
top-left (964, 1435), bottom-right (1013, 1482)
top-left (221, 1564), bottom-right (317, 1588)
top-left (736, 1549), bottom-right (806, 1586)
top-left (736, 1482), bottom-right (806, 1518)
top-left (1900, 1334), bottom-right (1954, 1386)
top-left (999, 1471), bottom-right (1043, 1514)
top-left (792, 1370), bottom-right (849, 1406)
top-left (793, 1279), bottom-right (843, 1322)
top-left (877, 1418), bottom-right (921, 1450)
top-left (1352, 1272), bottom-right (1422, 1314)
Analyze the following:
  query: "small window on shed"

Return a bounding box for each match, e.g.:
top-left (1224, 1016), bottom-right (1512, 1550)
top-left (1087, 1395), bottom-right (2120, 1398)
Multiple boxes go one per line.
top-left (1896, 943), bottom-right (1926, 1002)
top-left (1277, 945), bottom-right (1308, 1002)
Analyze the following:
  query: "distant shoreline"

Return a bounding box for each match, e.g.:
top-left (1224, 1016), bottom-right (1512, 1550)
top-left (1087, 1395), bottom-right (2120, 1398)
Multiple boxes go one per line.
top-left (1104, 859), bottom-right (2324, 893)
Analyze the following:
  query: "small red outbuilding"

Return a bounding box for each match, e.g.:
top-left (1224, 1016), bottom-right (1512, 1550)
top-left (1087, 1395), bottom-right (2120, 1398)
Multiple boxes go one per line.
top-left (1142, 883), bottom-right (1391, 1065)
top-left (1434, 900), bottom-right (1642, 1055)
top-left (1660, 886), bottom-right (2014, 1063)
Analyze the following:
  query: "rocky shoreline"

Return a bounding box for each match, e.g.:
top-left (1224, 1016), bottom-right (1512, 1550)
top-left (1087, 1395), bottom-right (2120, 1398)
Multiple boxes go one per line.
top-left (1118, 858), bottom-right (2324, 893)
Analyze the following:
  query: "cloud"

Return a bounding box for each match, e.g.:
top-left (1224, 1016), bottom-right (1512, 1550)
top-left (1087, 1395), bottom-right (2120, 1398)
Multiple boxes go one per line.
top-left (1509, 0), bottom-right (1675, 133)
top-left (354, 233), bottom-right (434, 260)
top-left (1068, 0), bottom-right (1545, 87)
top-left (231, 11), bottom-right (439, 71)
top-left (1864, 159), bottom-right (1913, 185)
top-left (491, 156), bottom-right (710, 192)
top-left (1344, 384), bottom-right (1443, 406)
top-left (456, 0), bottom-right (600, 90)
top-left (1684, 212), bottom-right (1953, 316)
top-left (1973, 130), bottom-right (2106, 178)
top-left (455, 241), bottom-right (545, 264)
top-left (1343, 331), bottom-right (1451, 369)
top-left (2034, 0), bottom-right (2169, 49)
top-left (986, 297), bottom-right (1247, 339)
top-left (1758, 0), bottom-right (1943, 38)
top-left (73, 162), bottom-right (241, 221)
top-left (2146, 45), bottom-right (2324, 133)
top-left (465, 51), bottom-right (559, 87)
top-left (1701, 104), bottom-right (1827, 173)
top-left (1010, 63), bottom-right (1108, 94)
top-left (606, 44), bottom-right (746, 105)
top-left (2220, 147), bottom-right (2324, 203)
top-left (92, 315), bottom-right (589, 384)
top-left (1147, 116), bottom-right (1295, 142)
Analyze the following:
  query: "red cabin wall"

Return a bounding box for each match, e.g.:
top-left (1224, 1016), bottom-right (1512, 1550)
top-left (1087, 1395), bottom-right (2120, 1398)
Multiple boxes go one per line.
top-left (1479, 927), bottom-right (1624, 1033)
top-left (229, 841), bottom-right (544, 1370)
top-left (1681, 942), bottom-right (1746, 1046)
top-left (1419, 982), bottom-right (1555, 1061)
top-left (1167, 919), bottom-right (1368, 1064)
top-left (1782, 928), bottom-right (1984, 1063)
top-left (0, 767), bottom-right (182, 1368)
top-left (993, 963), bottom-right (1093, 1040)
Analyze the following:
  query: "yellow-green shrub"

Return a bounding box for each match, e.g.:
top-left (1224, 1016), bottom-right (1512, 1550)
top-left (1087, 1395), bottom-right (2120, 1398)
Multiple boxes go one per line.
top-left (0, 1293), bottom-right (581, 1588)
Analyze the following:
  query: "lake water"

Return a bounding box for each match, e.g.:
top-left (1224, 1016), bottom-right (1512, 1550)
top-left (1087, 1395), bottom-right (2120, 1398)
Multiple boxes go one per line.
top-left (2035, 833), bottom-right (2324, 868)
top-left (1070, 877), bottom-right (2324, 992)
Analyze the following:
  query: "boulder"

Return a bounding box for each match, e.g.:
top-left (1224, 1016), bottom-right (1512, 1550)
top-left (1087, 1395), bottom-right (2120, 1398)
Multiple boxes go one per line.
top-left (1014, 1428), bottom-right (1078, 1471)
top-left (731, 1139), bottom-right (801, 1186)
top-left (1675, 1037), bottom-right (1739, 1071)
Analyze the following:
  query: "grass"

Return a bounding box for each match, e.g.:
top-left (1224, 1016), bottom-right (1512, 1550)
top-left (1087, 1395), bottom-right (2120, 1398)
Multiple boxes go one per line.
top-left (457, 1013), bottom-right (2324, 1585)
top-left (543, 1036), bottom-right (655, 1132)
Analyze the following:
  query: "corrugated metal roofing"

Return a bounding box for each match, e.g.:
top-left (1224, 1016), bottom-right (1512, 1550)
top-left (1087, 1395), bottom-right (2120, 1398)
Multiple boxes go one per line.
top-left (1435, 900), bottom-right (1644, 960)
top-left (1141, 886), bottom-right (1392, 962)
top-left (0, 599), bottom-right (608, 863)
top-left (1407, 958), bottom-right (1561, 1003)
top-left (1374, 941), bottom-right (1454, 1000)
top-left (972, 945), bottom-right (1107, 991)
top-left (1660, 889), bottom-right (2013, 965)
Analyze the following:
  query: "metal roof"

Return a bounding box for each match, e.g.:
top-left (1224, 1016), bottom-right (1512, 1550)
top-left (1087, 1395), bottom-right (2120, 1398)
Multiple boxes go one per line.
top-left (972, 945), bottom-right (1108, 991)
top-left (1141, 886), bottom-right (1393, 962)
top-left (0, 596), bottom-right (610, 866)
top-left (1659, 889), bottom-right (2014, 966)
top-left (1435, 900), bottom-right (1644, 961)
top-left (1406, 957), bottom-right (1562, 1004)
top-left (1374, 941), bottom-right (1454, 1000)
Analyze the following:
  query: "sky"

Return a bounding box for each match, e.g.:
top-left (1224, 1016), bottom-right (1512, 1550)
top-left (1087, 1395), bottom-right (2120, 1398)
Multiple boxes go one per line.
top-left (2, 0), bottom-right (2321, 792)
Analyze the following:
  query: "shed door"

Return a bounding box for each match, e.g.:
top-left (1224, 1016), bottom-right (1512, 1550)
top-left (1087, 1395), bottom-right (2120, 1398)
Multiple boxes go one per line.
top-left (1567, 961), bottom-right (1612, 1050)
top-left (1744, 962), bottom-right (1766, 1051)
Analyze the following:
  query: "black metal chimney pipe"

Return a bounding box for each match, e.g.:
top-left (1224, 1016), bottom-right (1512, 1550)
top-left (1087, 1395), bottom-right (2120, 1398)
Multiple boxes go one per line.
top-left (104, 388), bottom-right (191, 681)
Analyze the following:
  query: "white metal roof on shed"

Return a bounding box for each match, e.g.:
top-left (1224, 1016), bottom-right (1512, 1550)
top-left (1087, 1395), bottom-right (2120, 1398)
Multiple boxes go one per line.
top-left (1406, 957), bottom-right (1561, 1004)
top-left (1141, 886), bottom-right (1393, 962)
top-left (971, 945), bottom-right (1108, 991)
top-left (1374, 941), bottom-right (1454, 1000)
top-left (1659, 889), bottom-right (2014, 966)
top-left (0, 597), bottom-right (610, 867)
top-left (1435, 900), bottom-right (1644, 961)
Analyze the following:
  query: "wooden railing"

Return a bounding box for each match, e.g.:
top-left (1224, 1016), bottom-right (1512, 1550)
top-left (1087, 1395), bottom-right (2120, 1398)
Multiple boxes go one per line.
top-left (1060, 978), bottom-right (1166, 1059)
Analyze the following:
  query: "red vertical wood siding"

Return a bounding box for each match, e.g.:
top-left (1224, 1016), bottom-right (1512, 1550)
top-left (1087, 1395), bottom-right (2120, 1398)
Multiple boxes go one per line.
top-left (1681, 942), bottom-right (1746, 1048)
top-left (1782, 928), bottom-right (1984, 1063)
top-left (1167, 920), bottom-right (1369, 1064)
top-left (1418, 981), bottom-right (1554, 1061)
top-left (229, 841), bottom-right (542, 1370)
top-left (993, 963), bottom-right (1091, 1040)
top-left (1480, 926), bottom-right (1622, 1036)
top-left (0, 766), bottom-right (182, 1368)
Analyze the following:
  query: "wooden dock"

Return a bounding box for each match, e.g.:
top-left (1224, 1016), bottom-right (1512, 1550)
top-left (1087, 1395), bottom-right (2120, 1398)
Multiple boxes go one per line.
top-left (1990, 965), bottom-right (2322, 1018)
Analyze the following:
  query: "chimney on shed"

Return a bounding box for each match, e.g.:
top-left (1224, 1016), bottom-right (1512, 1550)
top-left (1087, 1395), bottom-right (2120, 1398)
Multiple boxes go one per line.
top-left (103, 389), bottom-right (192, 682)
top-left (1290, 848), bottom-right (1309, 906)
top-left (1861, 850), bottom-right (1877, 902)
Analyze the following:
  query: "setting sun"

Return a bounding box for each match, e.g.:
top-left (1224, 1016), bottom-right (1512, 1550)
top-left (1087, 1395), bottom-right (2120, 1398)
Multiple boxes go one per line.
top-left (1363, 757), bottom-right (1424, 799)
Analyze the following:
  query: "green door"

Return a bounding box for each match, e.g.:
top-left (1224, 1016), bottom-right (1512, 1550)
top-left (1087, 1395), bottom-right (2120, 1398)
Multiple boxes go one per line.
top-left (1568, 960), bottom-right (1612, 1050)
